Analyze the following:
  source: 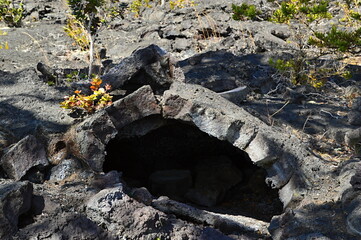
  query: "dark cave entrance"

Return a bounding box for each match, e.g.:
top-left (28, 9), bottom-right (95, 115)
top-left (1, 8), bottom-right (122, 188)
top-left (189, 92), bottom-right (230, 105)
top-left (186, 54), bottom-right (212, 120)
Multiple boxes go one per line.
top-left (103, 117), bottom-right (283, 222)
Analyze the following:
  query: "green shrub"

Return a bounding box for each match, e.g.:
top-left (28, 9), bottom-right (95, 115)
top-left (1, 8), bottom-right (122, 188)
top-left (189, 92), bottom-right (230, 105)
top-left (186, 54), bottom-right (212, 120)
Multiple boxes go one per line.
top-left (64, 16), bottom-right (90, 51)
top-left (0, 0), bottom-right (24, 27)
top-left (65, 70), bottom-right (89, 82)
top-left (308, 25), bottom-right (361, 52)
top-left (65, 0), bottom-right (125, 77)
top-left (232, 3), bottom-right (262, 21)
top-left (270, 0), bottom-right (332, 23)
top-left (269, 57), bottom-right (352, 88)
top-left (129, 0), bottom-right (152, 17)
top-left (270, 1), bottom-right (298, 23)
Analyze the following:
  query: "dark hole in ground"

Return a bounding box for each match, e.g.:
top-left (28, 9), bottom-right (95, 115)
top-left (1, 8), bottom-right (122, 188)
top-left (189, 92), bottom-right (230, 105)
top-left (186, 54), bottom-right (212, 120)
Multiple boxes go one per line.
top-left (104, 118), bottom-right (283, 222)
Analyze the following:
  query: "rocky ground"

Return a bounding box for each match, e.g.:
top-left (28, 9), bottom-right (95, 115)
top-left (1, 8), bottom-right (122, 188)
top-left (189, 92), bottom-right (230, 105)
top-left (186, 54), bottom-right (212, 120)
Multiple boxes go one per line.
top-left (1, 0), bottom-right (361, 239)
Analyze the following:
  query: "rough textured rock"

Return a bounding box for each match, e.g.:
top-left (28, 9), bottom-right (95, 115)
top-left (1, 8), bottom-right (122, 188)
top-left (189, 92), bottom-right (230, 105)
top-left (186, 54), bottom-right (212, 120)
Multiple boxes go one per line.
top-left (102, 44), bottom-right (185, 93)
top-left (49, 158), bottom-right (83, 181)
top-left (66, 110), bottom-right (118, 172)
top-left (0, 180), bottom-right (33, 239)
top-left (0, 127), bottom-right (16, 159)
top-left (152, 196), bottom-right (270, 238)
top-left (86, 184), bottom-right (232, 240)
top-left (345, 128), bottom-right (361, 154)
top-left (1, 135), bottom-right (48, 180)
top-left (106, 85), bottom-right (162, 130)
top-left (161, 82), bottom-right (313, 193)
top-left (130, 187), bottom-right (154, 206)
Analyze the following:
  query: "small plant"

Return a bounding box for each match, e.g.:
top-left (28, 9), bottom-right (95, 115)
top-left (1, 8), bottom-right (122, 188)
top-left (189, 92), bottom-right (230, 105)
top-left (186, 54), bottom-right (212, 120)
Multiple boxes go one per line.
top-left (0, 0), bottom-right (24, 27)
top-left (60, 77), bottom-right (113, 114)
top-left (65, 0), bottom-right (125, 78)
top-left (169, 0), bottom-right (196, 10)
top-left (129, 0), bottom-right (153, 17)
top-left (0, 41), bottom-right (8, 49)
top-left (0, 29), bottom-right (8, 49)
top-left (232, 3), bottom-right (262, 21)
top-left (65, 70), bottom-right (89, 82)
top-left (269, 57), bottom-right (352, 88)
top-left (270, 1), bottom-right (298, 23)
top-left (66, 0), bottom-right (104, 78)
top-left (308, 25), bottom-right (361, 52)
top-left (64, 16), bottom-right (91, 51)
top-left (270, 0), bottom-right (332, 23)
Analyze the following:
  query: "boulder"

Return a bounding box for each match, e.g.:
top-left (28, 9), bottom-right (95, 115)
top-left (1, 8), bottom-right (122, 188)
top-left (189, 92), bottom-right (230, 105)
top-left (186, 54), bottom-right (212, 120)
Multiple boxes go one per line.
top-left (130, 187), bottom-right (154, 206)
top-left (49, 158), bottom-right (83, 181)
top-left (0, 180), bottom-right (33, 239)
top-left (86, 184), bottom-right (233, 240)
top-left (152, 196), bottom-right (270, 238)
top-left (345, 128), bottom-right (361, 154)
top-left (347, 111), bottom-right (361, 126)
top-left (0, 127), bottom-right (16, 159)
top-left (102, 44), bottom-right (185, 93)
top-left (105, 85), bottom-right (162, 130)
top-left (66, 110), bottom-right (118, 172)
top-left (0, 135), bottom-right (48, 180)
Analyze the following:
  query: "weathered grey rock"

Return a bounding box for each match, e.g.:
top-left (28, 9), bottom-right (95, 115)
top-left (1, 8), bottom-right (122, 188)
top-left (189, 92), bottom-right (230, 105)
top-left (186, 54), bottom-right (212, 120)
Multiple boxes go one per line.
top-left (269, 205), bottom-right (351, 240)
top-left (161, 81), bottom-right (329, 208)
top-left (149, 169), bottom-right (192, 200)
top-left (339, 162), bottom-right (361, 237)
top-left (130, 187), bottom-right (154, 206)
top-left (0, 126), bottom-right (16, 159)
top-left (173, 38), bottom-right (192, 51)
top-left (17, 212), bottom-right (113, 240)
top-left (90, 170), bottom-right (122, 190)
top-left (287, 233), bottom-right (332, 240)
top-left (152, 196), bottom-right (270, 238)
top-left (351, 97), bottom-right (361, 111)
top-left (348, 111), bottom-right (361, 126)
top-left (106, 85), bottom-right (162, 130)
top-left (344, 86), bottom-right (361, 100)
top-left (345, 128), bottom-right (361, 154)
top-left (86, 184), bottom-right (229, 240)
top-left (0, 180), bottom-right (33, 239)
top-left (179, 51), bottom-right (242, 92)
top-left (66, 85), bottom-right (161, 172)
top-left (102, 44), bottom-right (184, 92)
top-left (0, 135), bottom-right (48, 180)
top-left (338, 160), bottom-right (361, 201)
top-left (49, 158), bottom-right (83, 181)
top-left (66, 110), bottom-right (117, 172)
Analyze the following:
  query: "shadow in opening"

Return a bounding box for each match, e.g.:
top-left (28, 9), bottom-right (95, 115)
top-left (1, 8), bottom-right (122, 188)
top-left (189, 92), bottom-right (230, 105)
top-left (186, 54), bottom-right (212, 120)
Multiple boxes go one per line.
top-left (104, 118), bottom-right (283, 222)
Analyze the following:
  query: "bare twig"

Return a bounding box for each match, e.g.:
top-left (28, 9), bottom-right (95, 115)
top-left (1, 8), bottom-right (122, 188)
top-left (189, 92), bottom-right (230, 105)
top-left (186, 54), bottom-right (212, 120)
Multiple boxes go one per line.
top-left (302, 115), bottom-right (312, 132)
top-left (270, 100), bottom-right (290, 117)
top-left (319, 109), bottom-right (343, 119)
